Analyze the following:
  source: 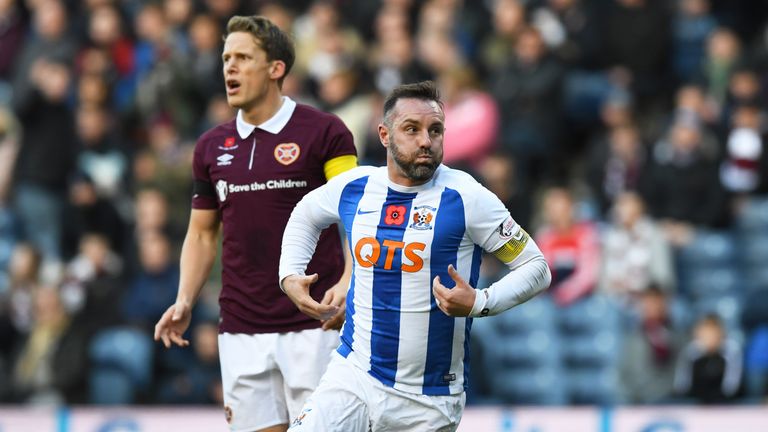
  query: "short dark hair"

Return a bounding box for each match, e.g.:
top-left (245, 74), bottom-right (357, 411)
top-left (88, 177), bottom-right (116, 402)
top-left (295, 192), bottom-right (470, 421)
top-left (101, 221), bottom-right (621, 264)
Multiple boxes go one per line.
top-left (225, 15), bottom-right (295, 87)
top-left (382, 81), bottom-right (443, 126)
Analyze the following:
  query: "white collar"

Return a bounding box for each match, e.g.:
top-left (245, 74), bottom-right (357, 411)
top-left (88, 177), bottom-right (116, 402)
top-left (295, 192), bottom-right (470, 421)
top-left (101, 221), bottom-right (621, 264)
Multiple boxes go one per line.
top-left (235, 96), bottom-right (296, 139)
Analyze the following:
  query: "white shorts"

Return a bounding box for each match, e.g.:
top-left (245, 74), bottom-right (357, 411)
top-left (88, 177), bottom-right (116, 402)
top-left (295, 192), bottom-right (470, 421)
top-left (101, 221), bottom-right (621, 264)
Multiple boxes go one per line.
top-left (289, 352), bottom-right (465, 432)
top-left (218, 328), bottom-right (339, 431)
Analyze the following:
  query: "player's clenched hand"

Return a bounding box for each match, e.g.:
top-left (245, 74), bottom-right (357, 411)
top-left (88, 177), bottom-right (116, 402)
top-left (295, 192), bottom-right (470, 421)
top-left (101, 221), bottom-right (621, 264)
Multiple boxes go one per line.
top-left (283, 273), bottom-right (340, 321)
top-left (432, 264), bottom-right (476, 317)
top-left (320, 281), bottom-right (347, 331)
top-left (154, 302), bottom-right (193, 348)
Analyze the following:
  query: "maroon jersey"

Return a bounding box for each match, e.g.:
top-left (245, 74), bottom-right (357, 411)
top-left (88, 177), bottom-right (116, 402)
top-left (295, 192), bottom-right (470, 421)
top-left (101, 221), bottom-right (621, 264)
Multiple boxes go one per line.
top-left (192, 98), bottom-right (356, 334)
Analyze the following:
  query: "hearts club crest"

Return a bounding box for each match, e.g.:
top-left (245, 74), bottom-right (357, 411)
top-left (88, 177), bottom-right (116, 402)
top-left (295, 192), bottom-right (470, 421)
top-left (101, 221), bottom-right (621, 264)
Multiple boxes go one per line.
top-left (274, 143), bottom-right (300, 165)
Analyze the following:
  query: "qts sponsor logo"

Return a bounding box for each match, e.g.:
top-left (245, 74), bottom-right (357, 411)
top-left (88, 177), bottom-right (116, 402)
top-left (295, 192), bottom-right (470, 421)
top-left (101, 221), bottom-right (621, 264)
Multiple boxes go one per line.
top-left (354, 237), bottom-right (426, 272)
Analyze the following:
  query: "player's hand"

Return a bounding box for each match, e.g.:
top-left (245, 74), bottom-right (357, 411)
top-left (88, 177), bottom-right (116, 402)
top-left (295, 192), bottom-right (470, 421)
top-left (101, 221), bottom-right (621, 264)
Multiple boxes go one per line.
top-left (154, 301), bottom-right (193, 348)
top-left (432, 264), bottom-right (476, 317)
top-left (320, 281), bottom-right (348, 331)
top-left (283, 273), bottom-right (340, 321)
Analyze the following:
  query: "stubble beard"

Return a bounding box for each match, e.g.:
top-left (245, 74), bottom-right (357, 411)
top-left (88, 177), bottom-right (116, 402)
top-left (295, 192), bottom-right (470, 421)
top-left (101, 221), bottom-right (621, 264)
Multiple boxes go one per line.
top-left (389, 136), bottom-right (442, 183)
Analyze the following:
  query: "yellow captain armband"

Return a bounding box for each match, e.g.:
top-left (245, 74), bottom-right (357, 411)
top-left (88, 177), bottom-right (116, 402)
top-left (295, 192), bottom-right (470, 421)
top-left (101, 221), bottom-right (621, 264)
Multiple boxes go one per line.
top-left (323, 154), bottom-right (358, 180)
top-left (492, 228), bottom-right (530, 263)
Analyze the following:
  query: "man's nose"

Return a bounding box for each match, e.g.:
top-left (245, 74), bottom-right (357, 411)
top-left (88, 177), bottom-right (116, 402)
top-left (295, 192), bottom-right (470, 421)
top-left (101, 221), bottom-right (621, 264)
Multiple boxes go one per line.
top-left (417, 130), bottom-right (432, 148)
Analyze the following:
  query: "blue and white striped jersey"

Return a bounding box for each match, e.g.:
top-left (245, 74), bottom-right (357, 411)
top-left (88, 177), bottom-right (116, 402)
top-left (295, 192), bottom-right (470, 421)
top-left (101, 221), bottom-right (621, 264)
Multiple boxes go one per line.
top-left (281, 165), bottom-right (522, 395)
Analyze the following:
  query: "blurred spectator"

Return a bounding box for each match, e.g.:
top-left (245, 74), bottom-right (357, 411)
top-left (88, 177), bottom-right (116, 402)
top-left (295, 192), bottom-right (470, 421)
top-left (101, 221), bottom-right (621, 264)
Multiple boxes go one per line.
top-left (369, 5), bottom-right (432, 95)
top-left (669, 84), bottom-right (719, 151)
top-left (61, 233), bottom-right (124, 328)
top-left (646, 117), bottom-right (727, 245)
top-left (491, 26), bottom-right (564, 183)
top-left (132, 118), bottom-right (193, 233)
top-left (62, 175), bottom-right (126, 259)
top-left (294, 0), bottom-right (365, 82)
top-left (438, 66), bottom-right (499, 168)
top-left (81, 2), bottom-right (135, 110)
top-left (12, 56), bottom-right (77, 266)
top-left (12, 0), bottom-right (76, 106)
top-left (720, 104), bottom-right (766, 195)
top-left (535, 187), bottom-right (600, 306)
top-left (674, 314), bottom-right (742, 404)
top-left (672, 0), bottom-right (717, 84)
top-left (477, 151), bottom-right (531, 229)
top-left (74, 104), bottom-right (129, 199)
top-left (1, 243), bottom-right (42, 335)
top-left (132, 2), bottom-right (197, 137)
top-left (122, 231), bottom-right (179, 331)
top-left (600, 192), bottom-right (675, 301)
top-left (76, 72), bottom-right (111, 108)
top-left (587, 123), bottom-right (650, 215)
top-left (0, 105), bottom-right (20, 205)
top-left (9, 286), bottom-right (89, 405)
top-left (132, 187), bottom-right (183, 244)
top-left (478, 0), bottom-right (526, 72)
top-left (597, 0), bottom-right (672, 109)
top-left (719, 68), bottom-right (764, 129)
top-left (530, 0), bottom-right (600, 68)
top-left (317, 67), bottom-right (376, 160)
top-left (699, 28), bottom-right (742, 115)
top-left (164, 0), bottom-right (195, 51)
top-left (0, 0), bottom-right (25, 82)
top-left (188, 13), bottom-right (225, 108)
top-left (619, 286), bottom-right (685, 404)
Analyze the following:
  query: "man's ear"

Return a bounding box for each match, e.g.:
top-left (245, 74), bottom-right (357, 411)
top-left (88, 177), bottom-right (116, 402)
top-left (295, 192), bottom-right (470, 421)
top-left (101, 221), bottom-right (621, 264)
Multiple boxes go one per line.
top-left (269, 60), bottom-right (286, 81)
top-left (378, 124), bottom-right (389, 148)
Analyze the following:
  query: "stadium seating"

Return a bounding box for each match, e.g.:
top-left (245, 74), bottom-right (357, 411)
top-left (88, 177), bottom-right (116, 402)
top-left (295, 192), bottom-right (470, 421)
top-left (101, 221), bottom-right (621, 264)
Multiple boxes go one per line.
top-left (89, 327), bottom-right (153, 404)
top-left (677, 230), bottom-right (738, 268)
top-left (735, 197), bottom-right (768, 232)
top-left (471, 297), bottom-right (567, 405)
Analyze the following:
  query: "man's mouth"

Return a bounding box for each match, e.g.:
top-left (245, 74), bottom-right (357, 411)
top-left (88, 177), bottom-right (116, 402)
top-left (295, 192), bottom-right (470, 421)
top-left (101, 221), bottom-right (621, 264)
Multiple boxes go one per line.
top-left (226, 79), bottom-right (241, 95)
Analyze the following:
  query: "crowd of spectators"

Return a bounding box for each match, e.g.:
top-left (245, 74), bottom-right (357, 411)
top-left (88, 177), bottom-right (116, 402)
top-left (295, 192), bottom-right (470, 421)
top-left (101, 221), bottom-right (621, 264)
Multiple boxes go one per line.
top-left (1, 0), bottom-right (767, 406)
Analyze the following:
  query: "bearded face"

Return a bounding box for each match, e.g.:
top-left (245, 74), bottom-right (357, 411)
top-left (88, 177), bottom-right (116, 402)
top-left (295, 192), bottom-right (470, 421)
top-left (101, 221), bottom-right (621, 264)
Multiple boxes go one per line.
top-left (382, 98), bottom-right (445, 185)
top-left (388, 131), bottom-right (443, 183)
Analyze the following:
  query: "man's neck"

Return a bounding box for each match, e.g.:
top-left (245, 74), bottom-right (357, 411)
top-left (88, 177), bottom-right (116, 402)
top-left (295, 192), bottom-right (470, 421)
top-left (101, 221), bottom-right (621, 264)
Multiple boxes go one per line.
top-left (240, 89), bottom-right (283, 126)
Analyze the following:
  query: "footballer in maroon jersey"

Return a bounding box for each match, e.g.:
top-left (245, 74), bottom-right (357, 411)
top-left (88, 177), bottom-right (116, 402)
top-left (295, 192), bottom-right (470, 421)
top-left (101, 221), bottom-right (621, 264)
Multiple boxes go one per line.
top-left (154, 15), bottom-right (357, 432)
top-left (191, 100), bottom-right (355, 334)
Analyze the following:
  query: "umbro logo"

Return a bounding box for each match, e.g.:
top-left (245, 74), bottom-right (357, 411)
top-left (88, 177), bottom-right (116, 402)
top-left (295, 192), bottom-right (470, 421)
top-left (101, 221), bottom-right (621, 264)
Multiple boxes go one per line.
top-left (217, 153), bottom-right (234, 166)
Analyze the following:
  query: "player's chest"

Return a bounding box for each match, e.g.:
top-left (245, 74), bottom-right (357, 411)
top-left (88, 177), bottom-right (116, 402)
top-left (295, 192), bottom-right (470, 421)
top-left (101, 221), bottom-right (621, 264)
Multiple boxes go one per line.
top-left (345, 188), bottom-right (467, 271)
top-left (207, 134), bottom-right (319, 202)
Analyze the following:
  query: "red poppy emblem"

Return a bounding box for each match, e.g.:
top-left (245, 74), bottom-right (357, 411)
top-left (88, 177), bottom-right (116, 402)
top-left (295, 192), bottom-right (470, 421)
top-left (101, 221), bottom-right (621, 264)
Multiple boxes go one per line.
top-left (224, 137), bottom-right (236, 147)
top-left (274, 143), bottom-right (301, 165)
top-left (385, 205), bottom-right (407, 225)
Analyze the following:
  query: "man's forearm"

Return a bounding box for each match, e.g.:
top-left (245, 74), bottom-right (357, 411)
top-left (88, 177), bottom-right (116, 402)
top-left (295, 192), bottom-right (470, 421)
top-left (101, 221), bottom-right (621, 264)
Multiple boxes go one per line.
top-left (279, 198), bottom-right (324, 289)
top-left (176, 229), bottom-right (219, 306)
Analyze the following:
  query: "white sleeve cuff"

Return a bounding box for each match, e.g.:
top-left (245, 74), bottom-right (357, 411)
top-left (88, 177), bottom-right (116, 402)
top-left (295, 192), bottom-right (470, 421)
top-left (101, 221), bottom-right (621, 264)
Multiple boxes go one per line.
top-left (469, 288), bottom-right (491, 317)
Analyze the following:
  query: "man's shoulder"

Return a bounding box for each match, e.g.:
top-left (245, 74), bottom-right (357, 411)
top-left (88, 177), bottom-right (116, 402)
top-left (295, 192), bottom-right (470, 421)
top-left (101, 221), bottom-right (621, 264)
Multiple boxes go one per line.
top-left (292, 103), bottom-right (346, 128)
top-left (197, 120), bottom-right (237, 146)
top-left (435, 165), bottom-right (484, 194)
top-left (329, 165), bottom-right (379, 188)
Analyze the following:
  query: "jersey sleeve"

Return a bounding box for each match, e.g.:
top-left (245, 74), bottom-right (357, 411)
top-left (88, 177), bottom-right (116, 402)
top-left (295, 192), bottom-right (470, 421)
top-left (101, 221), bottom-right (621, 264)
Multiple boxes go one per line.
top-left (464, 182), bottom-right (551, 317)
top-left (191, 136), bottom-right (217, 210)
top-left (466, 184), bottom-right (517, 253)
top-left (279, 168), bottom-right (365, 285)
top-left (320, 116), bottom-right (357, 163)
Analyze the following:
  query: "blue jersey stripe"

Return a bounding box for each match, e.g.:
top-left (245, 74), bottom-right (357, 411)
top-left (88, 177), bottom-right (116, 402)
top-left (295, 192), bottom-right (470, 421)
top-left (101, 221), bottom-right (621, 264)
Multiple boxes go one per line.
top-left (369, 188), bottom-right (417, 387)
top-left (463, 245), bottom-right (483, 390)
top-left (337, 176), bottom-right (369, 358)
top-left (424, 187), bottom-right (466, 395)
